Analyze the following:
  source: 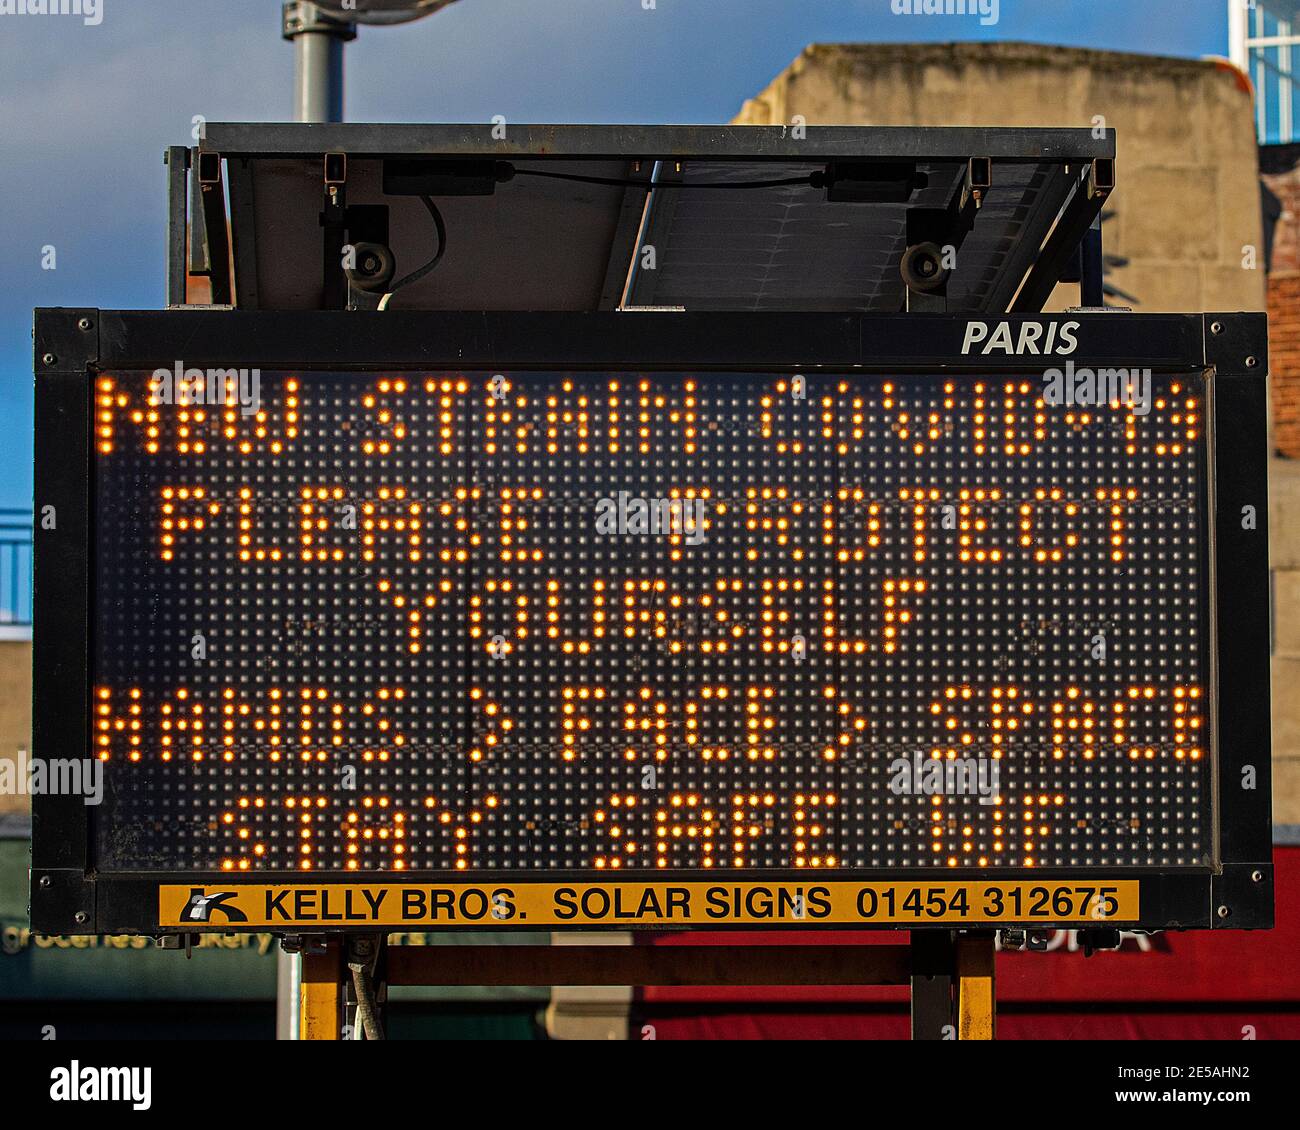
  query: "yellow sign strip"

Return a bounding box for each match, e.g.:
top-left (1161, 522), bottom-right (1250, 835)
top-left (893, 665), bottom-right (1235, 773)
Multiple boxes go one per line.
top-left (160, 880), bottom-right (1139, 929)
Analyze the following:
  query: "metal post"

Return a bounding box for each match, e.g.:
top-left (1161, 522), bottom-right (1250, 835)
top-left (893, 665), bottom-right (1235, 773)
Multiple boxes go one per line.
top-left (1227, 0), bottom-right (1249, 74)
top-left (298, 941), bottom-right (344, 1040)
top-left (955, 931), bottom-right (996, 1040)
top-left (275, 947), bottom-right (300, 1040)
top-left (164, 147), bottom-right (189, 307)
top-left (1081, 214), bottom-right (1104, 308)
top-left (283, 2), bottom-right (356, 124)
top-left (910, 931), bottom-right (955, 1040)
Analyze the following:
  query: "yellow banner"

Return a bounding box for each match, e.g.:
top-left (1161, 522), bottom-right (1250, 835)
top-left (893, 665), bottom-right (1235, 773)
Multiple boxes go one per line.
top-left (159, 880), bottom-right (1139, 928)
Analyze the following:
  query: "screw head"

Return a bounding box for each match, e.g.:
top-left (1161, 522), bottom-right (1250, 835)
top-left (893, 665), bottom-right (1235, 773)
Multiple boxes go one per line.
top-left (1216, 905), bottom-right (1231, 919)
top-left (1252, 869), bottom-right (1264, 883)
top-left (73, 912), bottom-right (87, 925)
top-left (76, 317), bottom-right (93, 332)
top-left (1246, 355), bottom-right (1259, 368)
top-left (42, 353), bottom-right (56, 366)
top-left (1210, 321), bottom-right (1224, 335)
top-left (38, 875), bottom-right (51, 889)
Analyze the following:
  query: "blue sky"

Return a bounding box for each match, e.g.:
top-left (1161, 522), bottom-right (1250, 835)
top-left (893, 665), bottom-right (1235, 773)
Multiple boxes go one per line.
top-left (0, 0), bottom-right (1228, 510)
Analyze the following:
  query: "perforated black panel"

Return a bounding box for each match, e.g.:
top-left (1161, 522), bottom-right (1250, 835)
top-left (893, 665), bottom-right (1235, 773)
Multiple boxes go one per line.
top-left (91, 368), bottom-right (1210, 874)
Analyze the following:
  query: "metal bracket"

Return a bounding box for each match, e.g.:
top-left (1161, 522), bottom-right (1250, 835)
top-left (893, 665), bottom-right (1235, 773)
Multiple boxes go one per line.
top-left (189, 150), bottom-right (232, 305)
top-left (164, 147), bottom-right (190, 306)
top-left (902, 158), bottom-right (991, 311)
top-left (29, 869), bottom-right (94, 935)
top-left (155, 933), bottom-right (203, 953)
top-left (1205, 312), bottom-right (1269, 377)
top-left (1077, 927), bottom-right (1122, 956)
top-left (281, 934), bottom-right (329, 955)
top-left (282, 0), bottom-right (357, 41)
top-left (1212, 863), bottom-right (1274, 930)
top-left (1011, 158), bottom-right (1114, 313)
top-left (34, 308), bottom-right (99, 373)
top-left (321, 153), bottom-right (349, 308)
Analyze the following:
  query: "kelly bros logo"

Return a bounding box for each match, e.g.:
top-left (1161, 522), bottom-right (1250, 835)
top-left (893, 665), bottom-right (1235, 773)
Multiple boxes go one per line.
top-left (180, 889), bottom-right (248, 923)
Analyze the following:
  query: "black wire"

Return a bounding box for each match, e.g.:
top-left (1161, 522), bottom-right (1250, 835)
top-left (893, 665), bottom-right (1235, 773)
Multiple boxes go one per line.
top-left (510, 168), bottom-right (820, 191)
top-left (384, 195), bottom-right (447, 298)
top-left (378, 171), bottom-right (813, 307)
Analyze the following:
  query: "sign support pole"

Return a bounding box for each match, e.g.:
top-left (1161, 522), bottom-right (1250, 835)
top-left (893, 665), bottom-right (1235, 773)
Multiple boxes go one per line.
top-left (290, 933), bottom-right (997, 1039)
top-left (910, 930), bottom-right (956, 1040)
top-left (956, 931), bottom-right (997, 1040)
top-left (299, 941), bottom-right (344, 1040)
top-left (282, 2), bottom-right (356, 124)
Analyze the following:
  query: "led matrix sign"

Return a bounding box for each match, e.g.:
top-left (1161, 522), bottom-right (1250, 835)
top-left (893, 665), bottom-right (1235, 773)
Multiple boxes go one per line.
top-left (32, 310), bottom-right (1273, 933)
top-left (90, 365), bottom-right (1210, 871)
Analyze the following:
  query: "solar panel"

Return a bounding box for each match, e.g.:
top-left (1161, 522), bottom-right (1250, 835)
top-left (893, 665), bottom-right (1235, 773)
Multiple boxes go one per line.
top-left (197, 124), bottom-right (1115, 315)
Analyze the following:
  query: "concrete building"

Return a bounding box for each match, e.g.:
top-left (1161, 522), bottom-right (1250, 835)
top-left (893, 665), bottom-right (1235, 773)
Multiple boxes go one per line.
top-left (735, 41), bottom-right (1266, 315)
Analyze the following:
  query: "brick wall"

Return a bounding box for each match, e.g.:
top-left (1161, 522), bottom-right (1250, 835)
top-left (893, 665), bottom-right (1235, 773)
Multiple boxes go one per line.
top-left (1266, 158), bottom-right (1300, 457)
top-left (1271, 275), bottom-right (1300, 456)
top-left (1265, 156), bottom-right (1300, 275)
top-left (1264, 153), bottom-right (1300, 820)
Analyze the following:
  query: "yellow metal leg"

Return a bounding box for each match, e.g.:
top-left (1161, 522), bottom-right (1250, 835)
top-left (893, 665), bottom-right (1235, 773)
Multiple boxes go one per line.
top-left (956, 932), bottom-right (996, 1040)
top-left (299, 942), bottom-right (343, 1040)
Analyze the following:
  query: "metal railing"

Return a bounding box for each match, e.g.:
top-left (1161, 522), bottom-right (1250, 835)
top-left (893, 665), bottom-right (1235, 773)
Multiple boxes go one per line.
top-left (0, 509), bottom-right (33, 628)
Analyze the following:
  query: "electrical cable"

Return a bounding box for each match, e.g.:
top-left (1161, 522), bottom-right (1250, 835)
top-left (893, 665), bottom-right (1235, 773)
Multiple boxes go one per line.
top-left (348, 960), bottom-right (386, 1040)
top-left (374, 171), bottom-right (819, 310)
top-left (510, 167), bottom-right (821, 191)
top-left (377, 195), bottom-right (446, 310)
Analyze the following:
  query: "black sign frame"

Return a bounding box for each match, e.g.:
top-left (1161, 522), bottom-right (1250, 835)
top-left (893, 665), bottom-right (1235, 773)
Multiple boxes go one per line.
top-left (30, 309), bottom-right (1272, 935)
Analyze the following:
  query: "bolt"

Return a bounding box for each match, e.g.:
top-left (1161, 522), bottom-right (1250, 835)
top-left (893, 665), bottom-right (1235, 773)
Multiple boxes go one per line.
top-left (1216, 905), bottom-right (1231, 919)
top-left (1210, 321), bottom-right (1224, 335)
top-left (76, 317), bottom-right (93, 332)
top-left (1251, 869), bottom-right (1264, 883)
top-left (1246, 355), bottom-right (1259, 368)
top-left (73, 912), bottom-right (87, 925)
top-left (42, 353), bottom-right (56, 366)
top-left (38, 875), bottom-right (51, 889)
